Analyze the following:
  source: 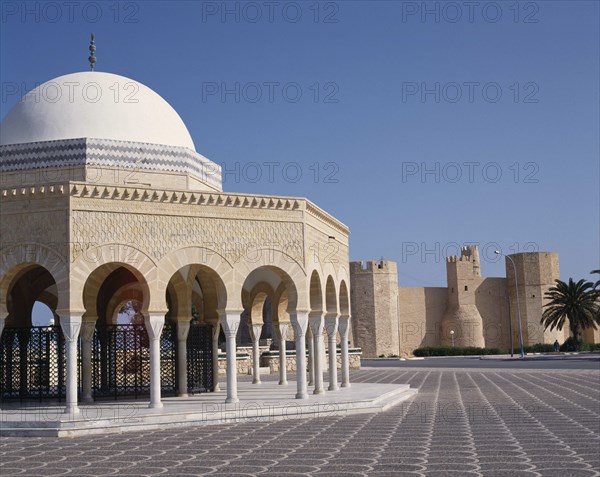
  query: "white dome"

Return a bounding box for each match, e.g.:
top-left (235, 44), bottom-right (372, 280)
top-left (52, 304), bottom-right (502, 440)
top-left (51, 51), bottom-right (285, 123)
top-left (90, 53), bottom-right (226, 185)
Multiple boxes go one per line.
top-left (0, 72), bottom-right (195, 149)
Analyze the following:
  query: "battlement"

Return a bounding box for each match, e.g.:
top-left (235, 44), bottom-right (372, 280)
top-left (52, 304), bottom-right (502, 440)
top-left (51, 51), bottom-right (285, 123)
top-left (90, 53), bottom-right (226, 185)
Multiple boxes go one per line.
top-left (446, 245), bottom-right (477, 262)
top-left (351, 260), bottom-right (397, 273)
top-left (446, 245), bottom-right (481, 277)
top-left (446, 254), bottom-right (472, 263)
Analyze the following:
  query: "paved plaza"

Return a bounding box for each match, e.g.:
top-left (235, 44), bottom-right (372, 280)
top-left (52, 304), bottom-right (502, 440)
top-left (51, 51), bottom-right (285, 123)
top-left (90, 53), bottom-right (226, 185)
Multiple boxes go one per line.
top-left (1, 358), bottom-right (599, 476)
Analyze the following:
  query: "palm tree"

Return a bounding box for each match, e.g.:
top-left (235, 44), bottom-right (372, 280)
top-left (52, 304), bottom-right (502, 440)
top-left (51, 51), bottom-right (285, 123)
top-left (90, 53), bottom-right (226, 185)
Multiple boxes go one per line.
top-left (541, 278), bottom-right (600, 341)
top-left (591, 270), bottom-right (600, 289)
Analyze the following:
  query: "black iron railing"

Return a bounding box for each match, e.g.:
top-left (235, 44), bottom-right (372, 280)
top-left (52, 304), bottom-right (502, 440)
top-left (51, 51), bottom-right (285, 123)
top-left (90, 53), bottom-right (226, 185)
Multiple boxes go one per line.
top-left (0, 326), bottom-right (66, 402)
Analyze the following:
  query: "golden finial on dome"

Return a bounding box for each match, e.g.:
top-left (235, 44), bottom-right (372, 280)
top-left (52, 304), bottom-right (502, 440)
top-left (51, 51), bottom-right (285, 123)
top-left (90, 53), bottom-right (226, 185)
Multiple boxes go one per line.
top-left (88, 33), bottom-right (96, 71)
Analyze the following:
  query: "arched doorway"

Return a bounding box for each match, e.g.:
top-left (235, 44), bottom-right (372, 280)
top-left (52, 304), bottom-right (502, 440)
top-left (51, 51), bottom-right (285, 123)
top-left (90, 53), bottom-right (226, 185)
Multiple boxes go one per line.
top-left (83, 264), bottom-right (178, 400)
top-left (0, 265), bottom-right (64, 401)
top-left (164, 265), bottom-right (222, 396)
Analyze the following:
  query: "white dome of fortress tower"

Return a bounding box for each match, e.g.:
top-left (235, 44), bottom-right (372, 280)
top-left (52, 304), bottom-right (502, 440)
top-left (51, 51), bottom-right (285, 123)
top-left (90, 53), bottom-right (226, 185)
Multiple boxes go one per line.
top-left (0, 71), bottom-right (195, 150)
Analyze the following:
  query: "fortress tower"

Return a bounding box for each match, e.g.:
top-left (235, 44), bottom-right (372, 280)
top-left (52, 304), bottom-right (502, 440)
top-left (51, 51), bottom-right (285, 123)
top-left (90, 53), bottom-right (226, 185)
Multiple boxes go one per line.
top-left (440, 246), bottom-right (485, 347)
top-left (350, 261), bottom-right (399, 358)
top-left (505, 252), bottom-right (561, 345)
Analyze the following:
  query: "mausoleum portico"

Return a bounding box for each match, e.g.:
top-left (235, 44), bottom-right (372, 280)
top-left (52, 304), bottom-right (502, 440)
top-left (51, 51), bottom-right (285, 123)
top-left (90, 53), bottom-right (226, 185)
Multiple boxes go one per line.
top-left (0, 59), bottom-right (353, 414)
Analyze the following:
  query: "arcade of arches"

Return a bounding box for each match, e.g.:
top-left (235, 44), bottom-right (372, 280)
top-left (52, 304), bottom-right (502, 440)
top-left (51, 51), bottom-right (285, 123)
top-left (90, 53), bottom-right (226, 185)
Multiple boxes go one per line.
top-left (0, 68), bottom-right (353, 415)
top-left (0, 243), bottom-right (352, 414)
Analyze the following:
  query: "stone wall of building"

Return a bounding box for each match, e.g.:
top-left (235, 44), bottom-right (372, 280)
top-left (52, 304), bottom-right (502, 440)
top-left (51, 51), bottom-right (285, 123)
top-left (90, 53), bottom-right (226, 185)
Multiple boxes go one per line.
top-left (350, 247), bottom-right (579, 357)
top-left (397, 287), bottom-right (447, 357)
top-left (350, 261), bottom-right (399, 358)
top-left (474, 277), bottom-right (511, 349)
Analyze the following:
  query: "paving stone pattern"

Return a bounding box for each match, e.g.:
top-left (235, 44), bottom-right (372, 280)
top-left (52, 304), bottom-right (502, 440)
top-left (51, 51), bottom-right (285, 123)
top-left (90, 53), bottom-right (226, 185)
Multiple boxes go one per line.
top-left (1, 368), bottom-right (599, 476)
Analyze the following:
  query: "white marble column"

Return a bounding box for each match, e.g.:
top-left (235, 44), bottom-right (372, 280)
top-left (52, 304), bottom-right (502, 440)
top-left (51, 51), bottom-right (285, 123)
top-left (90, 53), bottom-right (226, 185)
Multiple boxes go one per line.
top-left (274, 322), bottom-right (289, 385)
top-left (248, 323), bottom-right (263, 384)
top-left (220, 311), bottom-right (241, 403)
top-left (80, 316), bottom-right (97, 403)
top-left (212, 323), bottom-right (221, 392)
top-left (308, 312), bottom-right (325, 395)
top-left (176, 318), bottom-right (192, 397)
top-left (144, 313), bottom-right (165, 409)
top-left (307, 327), bottom-right (314, 386)
top-left (339, 315), bottom-right (351, 388)
top-left (290, 311), bottom-right (309, 399)
top-left (325, 314), bottom-right (339, 391)
top-left (59, 313), bottom-right (82, 416)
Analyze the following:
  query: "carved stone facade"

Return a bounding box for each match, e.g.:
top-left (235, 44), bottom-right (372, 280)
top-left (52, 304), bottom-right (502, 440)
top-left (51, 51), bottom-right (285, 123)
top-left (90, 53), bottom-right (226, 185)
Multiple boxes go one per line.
top-left (0, 70), bottom-right (354, 412)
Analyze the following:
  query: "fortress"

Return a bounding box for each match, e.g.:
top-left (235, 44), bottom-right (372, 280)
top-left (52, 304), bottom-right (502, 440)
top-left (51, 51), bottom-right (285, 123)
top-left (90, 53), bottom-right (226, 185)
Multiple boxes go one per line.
top-left (350, 246), bottom-right (600, 358)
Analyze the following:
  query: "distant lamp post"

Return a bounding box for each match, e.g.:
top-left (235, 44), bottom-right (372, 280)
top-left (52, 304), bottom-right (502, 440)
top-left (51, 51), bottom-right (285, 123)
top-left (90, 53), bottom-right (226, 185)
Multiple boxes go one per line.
top-left (495, 250), bottom-right (525, 359)
top-left (449, 330), bottom-right (455, 348)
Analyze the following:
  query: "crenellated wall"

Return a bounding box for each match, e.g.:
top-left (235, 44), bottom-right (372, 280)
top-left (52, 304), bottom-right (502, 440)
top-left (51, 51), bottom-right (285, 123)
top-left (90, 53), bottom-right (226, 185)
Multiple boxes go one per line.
top-left (351, 246), bottom-right (571, 357)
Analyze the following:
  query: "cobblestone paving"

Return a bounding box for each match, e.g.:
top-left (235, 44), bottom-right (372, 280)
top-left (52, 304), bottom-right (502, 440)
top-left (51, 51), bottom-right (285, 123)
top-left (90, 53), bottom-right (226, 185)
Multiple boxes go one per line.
top-left (1, 367), bottom-right (599, 476)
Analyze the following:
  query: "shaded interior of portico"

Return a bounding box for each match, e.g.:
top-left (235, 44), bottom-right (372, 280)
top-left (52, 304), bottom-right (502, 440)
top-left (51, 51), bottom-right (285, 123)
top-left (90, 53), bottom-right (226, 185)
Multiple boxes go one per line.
top-left (5, 265), bottom-right (59, 328)
top-left (165, 264), bottom-right (226, 397)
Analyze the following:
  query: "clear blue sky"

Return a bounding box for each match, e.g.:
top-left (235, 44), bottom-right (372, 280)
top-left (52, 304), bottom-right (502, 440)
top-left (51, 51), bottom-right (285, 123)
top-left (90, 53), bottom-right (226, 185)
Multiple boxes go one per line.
top-left (1, 0), bottom-right (598, 287)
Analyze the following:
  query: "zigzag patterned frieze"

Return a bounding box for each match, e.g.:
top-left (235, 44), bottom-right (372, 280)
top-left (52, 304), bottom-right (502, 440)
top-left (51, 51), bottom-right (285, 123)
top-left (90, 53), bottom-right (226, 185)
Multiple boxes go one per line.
top-left (0, 137), bottom-right (87, 153)
top-left (0, 137), bottom-right (222, 189)
top-left (0, 140), bottom-right (87, 171)
top-left (85, 154), bottom-right (193, 172)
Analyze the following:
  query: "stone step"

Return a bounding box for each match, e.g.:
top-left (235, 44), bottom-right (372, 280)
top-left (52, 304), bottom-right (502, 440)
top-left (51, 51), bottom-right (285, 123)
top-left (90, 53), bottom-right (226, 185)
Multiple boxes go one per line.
top-left (0, 381), bottom-right (417, 437)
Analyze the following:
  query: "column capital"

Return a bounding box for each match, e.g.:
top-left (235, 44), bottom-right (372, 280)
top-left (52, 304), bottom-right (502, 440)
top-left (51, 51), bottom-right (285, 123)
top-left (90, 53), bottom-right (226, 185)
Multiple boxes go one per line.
top-left (308, 313), bottom-right (324, 336)
top-left (80, 317), bottom-right (97, 343)
top-left (59, 313), bottom-right (83, 342)
top-left (274, 322), bottom-right (289, 341)
top-left (144, 313), bottom-right (165, 340)
top-left (82, 314), bottom-right (98, 324)
top-left (324, 314), bottom-right (339, 337)
top-left (248, 322), bottom-right (263, 342)
top-left (290, 310), bottom-right (309, 335)
top-left (174, 315), bottom-right (193, 323)
top-left (56, 309), bottom-right (84, 317)
top-left (338, 315), bottom-right (350, 335)
top-left (177, 319), bottom-right (192, 341)
top-left (219, 310), bottom-right (242, 337)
